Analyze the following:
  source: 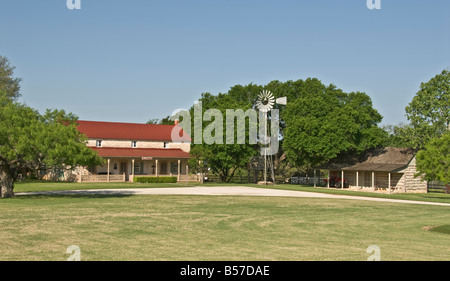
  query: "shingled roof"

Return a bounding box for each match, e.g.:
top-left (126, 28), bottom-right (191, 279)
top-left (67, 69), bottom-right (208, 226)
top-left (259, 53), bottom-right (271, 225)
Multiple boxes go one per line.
top-left (319, 147), bottom-right (415, 172)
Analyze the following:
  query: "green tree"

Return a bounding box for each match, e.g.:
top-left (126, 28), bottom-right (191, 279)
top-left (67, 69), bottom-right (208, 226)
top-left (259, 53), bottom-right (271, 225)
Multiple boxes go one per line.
top-left (282, 78), bottom-right (386, 168)
top-left (146, 116), bottom-right (174, 125)
top-left (0, 97), bottom-right (103, 198)
top-left (186, 86), bottom-right (260, 182)
top-left (405, 69), bottom-right (450, 149)
top-left (0, 56), bottom-right (21, 100)
top-left (415, 132), bottom-right (450, 184)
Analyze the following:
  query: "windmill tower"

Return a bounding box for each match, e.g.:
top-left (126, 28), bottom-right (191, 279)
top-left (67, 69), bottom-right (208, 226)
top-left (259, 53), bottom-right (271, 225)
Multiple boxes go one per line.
top-left (256, 90), bottom-right (286, 185)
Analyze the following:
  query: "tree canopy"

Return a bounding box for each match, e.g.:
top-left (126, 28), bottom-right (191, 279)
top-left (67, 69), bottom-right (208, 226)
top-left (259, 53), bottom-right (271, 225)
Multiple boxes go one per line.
top-left (281, 78), bottom-right (386, 168)
top-left (405, 69), bottom-right (450, 149)
top-left (415, 132), bottom-right (450, 184)
top-left (0, 97), bottom-right (103, 197)
top-left (0, 56), bottom-right (103, 198)
top-left (186, 85), bottom-right (261, 182)
top-left (0, 56), bottom-right (21, 100)
top-left (146, 116), bottom-right (174, 125)
top-left (182, 78), bottom-right (386, 181)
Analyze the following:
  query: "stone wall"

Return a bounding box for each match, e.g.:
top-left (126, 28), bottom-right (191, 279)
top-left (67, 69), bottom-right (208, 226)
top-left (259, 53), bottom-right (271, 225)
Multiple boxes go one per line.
top-left (337, 156), bottom-right (427, 193)
top-left (86, 139), bottom-right (191, 152)
top-left (399, 157), bottom-right (428, 193)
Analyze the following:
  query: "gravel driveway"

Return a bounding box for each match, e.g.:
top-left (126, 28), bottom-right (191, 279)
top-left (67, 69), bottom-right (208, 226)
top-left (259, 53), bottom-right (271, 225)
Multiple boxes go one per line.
top-left (18, 185), bottom-right (450, 207)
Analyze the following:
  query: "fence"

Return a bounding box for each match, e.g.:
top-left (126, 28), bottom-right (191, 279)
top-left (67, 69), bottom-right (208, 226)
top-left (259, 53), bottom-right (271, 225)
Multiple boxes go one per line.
top-left (427, 181), bottom-right (449, 193)
top-left (80, 173), bottom-right (126, 183)
top-left (204, 174), bottom-right (289, 184)
top-left (290, 176), bottom-right (326, 186)
top-left (178, 174), bottom-right (201, 182)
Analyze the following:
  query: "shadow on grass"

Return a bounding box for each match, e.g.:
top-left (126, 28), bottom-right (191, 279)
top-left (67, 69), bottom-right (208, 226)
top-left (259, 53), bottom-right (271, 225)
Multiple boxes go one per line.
top-left (429, 225), bottom-right (450, 235)
top-left (12, 190), bottom-right (136, 200)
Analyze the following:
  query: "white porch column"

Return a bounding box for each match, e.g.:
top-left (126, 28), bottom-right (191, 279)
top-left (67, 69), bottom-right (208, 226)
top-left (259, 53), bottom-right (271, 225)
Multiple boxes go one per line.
top-left (107, 159), bottom-right (111, 183)
top-left (177, 160), bottom-right (181, 182)
top-left (341, 170), bottom-right (344, 189)
top-left (372, 172), bottom-right (375, 191)
top-left (314, 170), bottom-right (317, 188)
top-left (186, 164), bottom-right (189, 186)
top-left (327, 170), bottom-right (330, 188)
top-left (356, 171), bottom-right (359, 188)
top-left (155, 159), bottom-right (159, 177)
top-left (131, 159), bottom-right (135, 181)
top-left (388, 172), bottom-right (391, 194)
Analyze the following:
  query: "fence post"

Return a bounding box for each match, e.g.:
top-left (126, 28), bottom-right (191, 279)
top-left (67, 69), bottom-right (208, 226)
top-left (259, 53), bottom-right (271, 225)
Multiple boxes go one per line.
top-left (186, 165), bottom-right (188, 186)
top-left (107, 159), bottom-right (111, 183)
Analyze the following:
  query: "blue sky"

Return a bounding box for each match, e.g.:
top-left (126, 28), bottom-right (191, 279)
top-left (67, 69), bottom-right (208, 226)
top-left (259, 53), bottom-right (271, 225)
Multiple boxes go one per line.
top-left (1, 0), bottom-right (449, 126)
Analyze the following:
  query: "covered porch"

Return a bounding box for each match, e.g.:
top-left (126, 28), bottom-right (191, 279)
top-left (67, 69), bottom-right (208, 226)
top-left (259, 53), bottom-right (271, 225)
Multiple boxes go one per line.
top-left (311, 168), bottom-right (405, 193)
top-left (311, 147), bottom-right (425, 193)
top-left (79, 147), bottom-right (194, 183)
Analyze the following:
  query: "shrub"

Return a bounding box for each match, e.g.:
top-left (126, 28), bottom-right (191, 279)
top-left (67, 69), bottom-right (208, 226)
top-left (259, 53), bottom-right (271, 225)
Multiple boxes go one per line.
top-left (133, 177), bottom-right (177, 183)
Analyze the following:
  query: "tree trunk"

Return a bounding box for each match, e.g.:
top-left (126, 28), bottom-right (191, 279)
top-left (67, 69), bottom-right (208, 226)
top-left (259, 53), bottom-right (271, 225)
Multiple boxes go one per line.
top-left (1, 168), bottom-right (15, 198)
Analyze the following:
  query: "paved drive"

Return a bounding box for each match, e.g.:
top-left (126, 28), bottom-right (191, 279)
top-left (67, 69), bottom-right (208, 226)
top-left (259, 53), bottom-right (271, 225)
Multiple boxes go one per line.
top-left (18, 185), bottom-right (450, 207)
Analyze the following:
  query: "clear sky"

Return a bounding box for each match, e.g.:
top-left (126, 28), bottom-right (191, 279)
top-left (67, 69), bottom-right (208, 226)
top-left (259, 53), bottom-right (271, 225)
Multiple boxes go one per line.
top-left (1, 0), bottom-right (449, 126)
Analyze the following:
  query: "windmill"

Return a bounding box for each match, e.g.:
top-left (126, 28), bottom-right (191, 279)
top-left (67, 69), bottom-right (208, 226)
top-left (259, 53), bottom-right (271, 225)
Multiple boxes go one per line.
top-left (255, 90), bottom-right (287, 185)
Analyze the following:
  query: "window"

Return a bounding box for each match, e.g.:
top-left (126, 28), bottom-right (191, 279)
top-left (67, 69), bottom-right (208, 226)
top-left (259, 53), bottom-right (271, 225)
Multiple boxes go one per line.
top-left (163, 142), bottom-right (169, 148)
top-left (131, 141), bottom-right (137, 148)
top-left (171, 162), bottom-right (178, 174)
top-left (160, 163), bottom-right (167, 174)
top-left (134, 162), bottom-right (142, 174)
top-left (96, 140), bottom-right (102, 147)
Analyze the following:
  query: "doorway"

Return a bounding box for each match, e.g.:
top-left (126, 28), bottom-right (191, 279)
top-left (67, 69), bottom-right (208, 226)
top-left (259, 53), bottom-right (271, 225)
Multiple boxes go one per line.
top-left (120, 162), bottom-right (129, 181)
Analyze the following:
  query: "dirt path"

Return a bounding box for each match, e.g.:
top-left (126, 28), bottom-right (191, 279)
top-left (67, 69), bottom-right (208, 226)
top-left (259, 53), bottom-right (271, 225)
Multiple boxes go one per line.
top-left (18, 185), bottom-right (450, 207)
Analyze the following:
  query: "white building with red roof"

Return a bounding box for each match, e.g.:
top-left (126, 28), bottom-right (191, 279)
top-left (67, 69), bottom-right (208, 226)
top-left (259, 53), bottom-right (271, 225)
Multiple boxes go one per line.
top-left (76, 120), bottom-right (192, 182)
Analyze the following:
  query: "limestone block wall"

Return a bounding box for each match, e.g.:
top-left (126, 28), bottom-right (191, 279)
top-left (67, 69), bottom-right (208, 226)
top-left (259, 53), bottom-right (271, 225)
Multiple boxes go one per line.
top-left (399, 157), bottom-right (427, 193)
top-left (86, 139), bottom-right (191, 152)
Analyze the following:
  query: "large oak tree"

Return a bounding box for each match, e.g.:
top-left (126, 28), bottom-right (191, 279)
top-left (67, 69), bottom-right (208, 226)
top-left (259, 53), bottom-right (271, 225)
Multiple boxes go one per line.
top-left (415, 132), bottom-right (450, 184)
top-left (405, 69), bottom-right (450, 149)
top-left (186, 85), bottom-right (261, 182)
top-left (0, 97), bottom-right (103, 198)
top-left (0, 56), bottom-right (21, 100)
top-left (0, 56), bottom-right (103, 198)
top-left (281, 78), bottom-right (386, 168)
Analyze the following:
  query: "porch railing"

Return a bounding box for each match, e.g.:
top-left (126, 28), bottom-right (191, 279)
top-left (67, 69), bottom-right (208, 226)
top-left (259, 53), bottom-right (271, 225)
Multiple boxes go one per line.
top-left (133, 174), bottom-right (201, 182)
top-left (80, 173), bottom-right (126, 183)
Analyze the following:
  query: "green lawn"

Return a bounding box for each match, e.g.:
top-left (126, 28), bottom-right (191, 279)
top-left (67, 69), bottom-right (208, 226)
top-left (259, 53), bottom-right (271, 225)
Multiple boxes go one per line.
top-left (1, 184), bottom-right (450, 261)
top-left (255, 183), bottom-right (450, 204)
top-left (14, 180), bottom-right (450, 205)
top-left (13, 180), bottom-right (198, 193)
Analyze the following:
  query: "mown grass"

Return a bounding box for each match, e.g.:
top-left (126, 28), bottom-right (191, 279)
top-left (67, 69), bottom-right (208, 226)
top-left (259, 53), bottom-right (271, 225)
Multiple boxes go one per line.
top-left (256, 184), bottom-right (450, 204)
top-left (1, 193), bottom-right (449, 261)
top-left (14, 180), bottom-right (450, 205)
top-left (13, 180), bottom-right (198, 193)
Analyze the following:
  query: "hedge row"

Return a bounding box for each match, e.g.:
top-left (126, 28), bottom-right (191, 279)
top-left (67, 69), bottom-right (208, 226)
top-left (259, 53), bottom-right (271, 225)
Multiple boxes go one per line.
top-left (133, 176), bottom-right (177, 183)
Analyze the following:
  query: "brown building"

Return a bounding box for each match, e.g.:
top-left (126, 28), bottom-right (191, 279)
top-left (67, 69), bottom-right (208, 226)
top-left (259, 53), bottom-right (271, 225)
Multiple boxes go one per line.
top-left (317, 147), bottom-right (427, 193)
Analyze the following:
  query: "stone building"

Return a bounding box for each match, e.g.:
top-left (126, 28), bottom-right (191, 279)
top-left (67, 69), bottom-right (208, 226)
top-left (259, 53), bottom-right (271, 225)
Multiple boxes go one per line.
top-left (316, 147), bottom-right (427, 193)
top-left (75, 120), bottom-right (193, 182)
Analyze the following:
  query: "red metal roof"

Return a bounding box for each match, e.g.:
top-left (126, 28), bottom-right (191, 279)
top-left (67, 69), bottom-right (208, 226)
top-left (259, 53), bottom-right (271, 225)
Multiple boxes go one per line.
top-left (90, 147), bottom-right (191, 159)
top-left (77, 120), bottom-right (190, 142)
